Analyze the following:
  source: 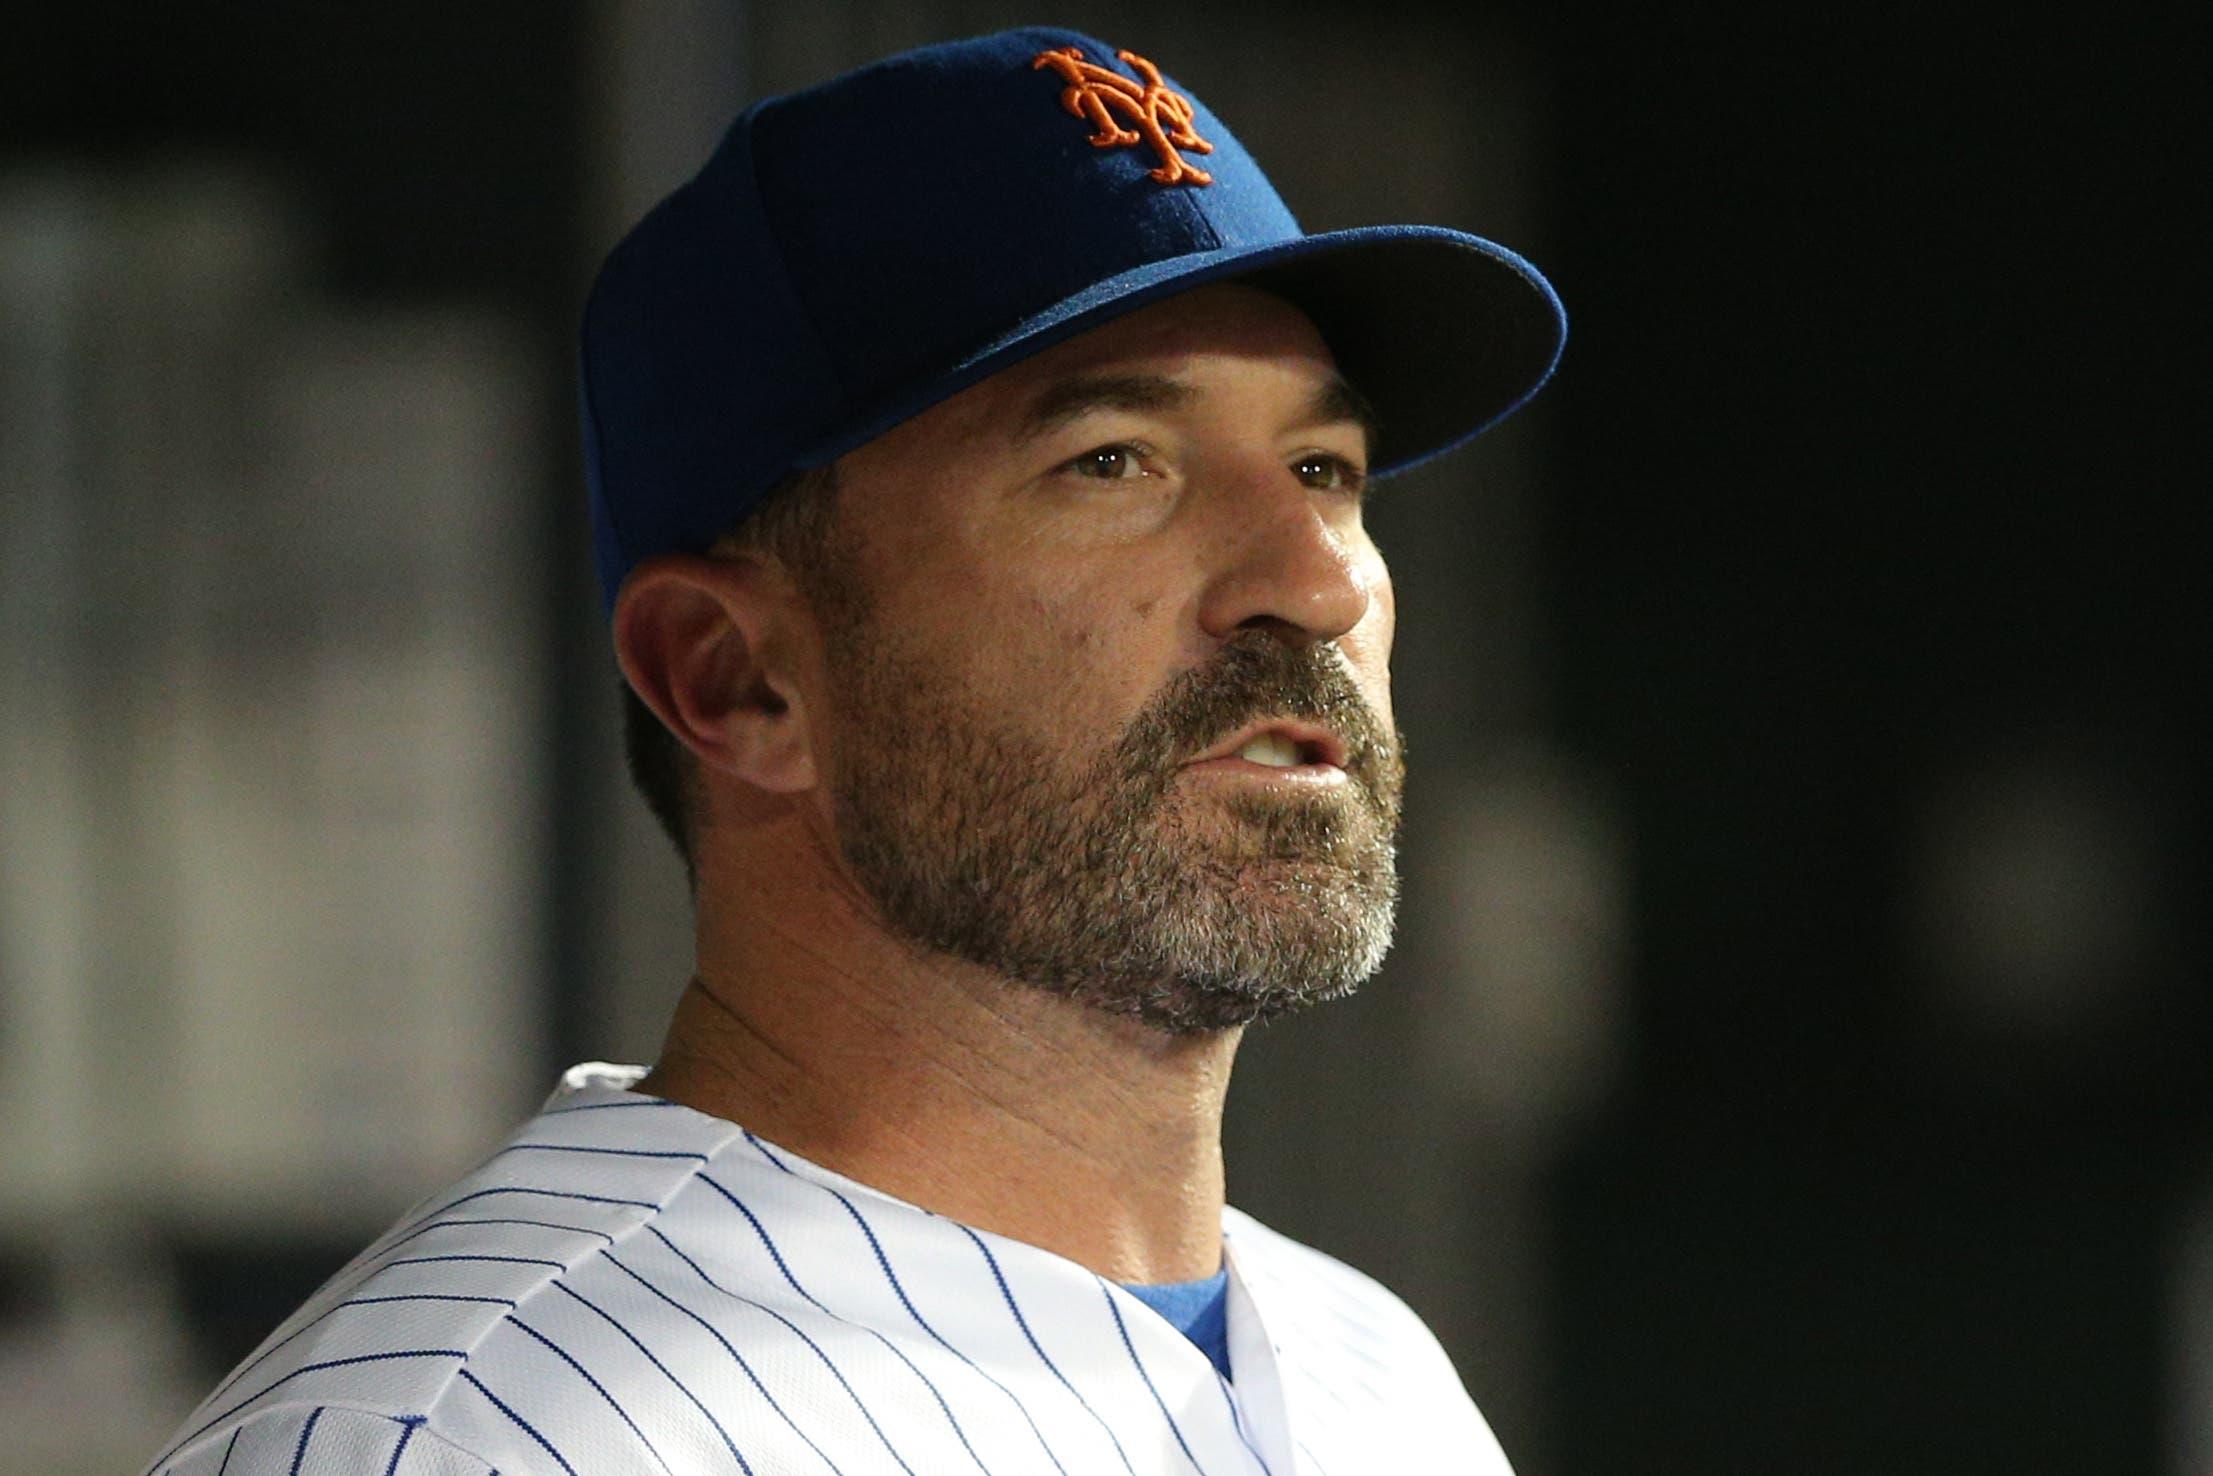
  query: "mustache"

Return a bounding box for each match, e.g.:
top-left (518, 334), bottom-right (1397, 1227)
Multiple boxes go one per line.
top-left (1115, 633), bottom-right (1399, 797)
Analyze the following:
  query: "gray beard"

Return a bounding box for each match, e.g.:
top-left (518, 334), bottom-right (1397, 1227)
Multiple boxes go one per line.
top-left (820, 618), bottom-right (1407, 1035)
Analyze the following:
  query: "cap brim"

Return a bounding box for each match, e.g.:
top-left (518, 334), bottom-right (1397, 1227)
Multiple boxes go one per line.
top-left (794, 223), bottom-right (1565, 479)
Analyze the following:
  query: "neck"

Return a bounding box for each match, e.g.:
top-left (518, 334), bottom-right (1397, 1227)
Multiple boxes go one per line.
top-left (637, 821), bottom-right (1238, 1285)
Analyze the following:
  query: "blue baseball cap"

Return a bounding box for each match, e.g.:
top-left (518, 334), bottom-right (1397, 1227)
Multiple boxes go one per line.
top-left (580, 26), bottom-right (1566, 614)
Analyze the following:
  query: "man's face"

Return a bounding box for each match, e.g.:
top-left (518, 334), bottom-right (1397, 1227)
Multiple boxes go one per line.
top-left (802, 283), bottom-right (1405, 1033)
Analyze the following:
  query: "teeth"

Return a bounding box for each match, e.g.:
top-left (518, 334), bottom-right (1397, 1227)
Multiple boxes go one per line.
top-left (1235, 732), bottom-right (1305, 768)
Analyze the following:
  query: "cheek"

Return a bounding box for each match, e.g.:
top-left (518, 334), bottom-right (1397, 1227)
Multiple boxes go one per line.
top-left (1011, 579), bottom-right (1180, 724)
top-left (932, 583), bottom-right (1114, 722)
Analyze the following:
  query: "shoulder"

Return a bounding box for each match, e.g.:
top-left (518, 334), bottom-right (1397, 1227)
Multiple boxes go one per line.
top-left (1223, 1203), bottom-right (1453, 1357)
top-left (149, 1407), bottom-right (495, 1475)
top-left (145, 1073), bottom-right (758, 1475)
top-left (1224, 1206), bottom-right (1517, 1472)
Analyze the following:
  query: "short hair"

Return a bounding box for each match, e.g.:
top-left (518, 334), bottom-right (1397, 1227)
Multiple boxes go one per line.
top-left (622, 464), bottom-right (844, 889)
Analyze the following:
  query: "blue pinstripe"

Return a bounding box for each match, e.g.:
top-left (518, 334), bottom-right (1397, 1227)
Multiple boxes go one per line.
top-left (381, 1418), bottom-right (423, 1476)
top-left (745, 1132), bottom-right (1074, 1476)
top-left (386, 1217), bottom-right (616, 1253)
top-left (155, 1351), bottom-right (469, 1471)
top-left (647, 1224), bottom-right (920, 1476)
top-left (698, 1172), bottom-right (999, 1476)
top-left (457, 1369), bottom-right (576, 1476)
top-left (1212, 1368), bottom-right (1275, 1476)
top-left (387, 1254), bottom-right (566, 1272)
top-left (494, 1143), bottom-right (708, 1163)
top-left (540, 1099), bottom-right (682, 1116)
top-left (505, 1317), bottom-right (673, 1475)
top-left (959, 1226), bottom-right (1140, 1476)
top-left (602, 1249), bottom-right (853, 1475)
top-left (233, 1190), bottom-right (620, 1422)
top-left (148, 1090), bottom-right (1478, 1475)
top-left (286, 1407), bottom-right (324, 1475)
top-left (239, 1212), bottom-right (613, 1379)
top-left (202, 1293), bottom-right (508, 1410)
top-left (551, 1281), bottom-right (757, 1476)
top-left (1100, 1285), bottom-right (1211, 1476)
top-left (280, 1181), bottom-right (649, 1377)
top-left (221, 1214), bottom-right (606, 1385)
top-left (401, 1185), bottom-right (659, 1231)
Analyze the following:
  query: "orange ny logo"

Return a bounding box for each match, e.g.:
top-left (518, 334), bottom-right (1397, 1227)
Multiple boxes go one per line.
top-left (1031, 46), bottom-right (1216, 187)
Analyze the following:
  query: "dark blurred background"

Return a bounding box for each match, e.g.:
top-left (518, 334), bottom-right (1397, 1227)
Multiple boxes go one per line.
top-left (2, 3), bottom-right (2201, 1473)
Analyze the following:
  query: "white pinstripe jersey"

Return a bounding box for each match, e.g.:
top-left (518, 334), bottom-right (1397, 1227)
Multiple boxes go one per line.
top-left (146, 1064), bottom-right (1513, 1475)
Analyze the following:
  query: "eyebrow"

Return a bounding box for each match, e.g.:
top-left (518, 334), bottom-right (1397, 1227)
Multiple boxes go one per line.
top-left (1013, 373), bottom-right (1198, 444)
top-left (1295, 374), bottom-right (1380, 454)
top-left (1011, 369), bottom-right (1380, 452)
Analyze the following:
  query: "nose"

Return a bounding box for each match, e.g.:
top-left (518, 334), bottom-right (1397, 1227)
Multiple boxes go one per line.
top-left (1194, 471), bottom-right (1375, 646)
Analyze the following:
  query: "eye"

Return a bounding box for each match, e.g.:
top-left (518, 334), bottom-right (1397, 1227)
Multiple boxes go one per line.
top-left (1292, 452), bottom-right (1368, 495)
top-left (1062, 443), bottom-right (1151, 481)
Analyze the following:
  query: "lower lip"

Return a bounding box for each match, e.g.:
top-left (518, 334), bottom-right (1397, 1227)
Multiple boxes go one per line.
top-left (1182, 757), bottom-right (1350, 788)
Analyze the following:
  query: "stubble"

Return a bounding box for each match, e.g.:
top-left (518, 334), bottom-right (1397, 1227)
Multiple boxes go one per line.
top-left (814, 566), bottom-right (1408, 1035)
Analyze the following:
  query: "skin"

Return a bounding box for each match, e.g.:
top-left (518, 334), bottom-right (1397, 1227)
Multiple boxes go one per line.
top-left (613, 283), bottom-right (1399, 1285)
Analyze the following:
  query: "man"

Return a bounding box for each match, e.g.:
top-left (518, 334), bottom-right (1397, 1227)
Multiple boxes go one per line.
top-left (145, 27), bottom-right (1562, 1474)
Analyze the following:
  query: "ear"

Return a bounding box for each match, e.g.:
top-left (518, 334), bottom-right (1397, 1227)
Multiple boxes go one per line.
top-left (612, 552), bottom-right (819, 794)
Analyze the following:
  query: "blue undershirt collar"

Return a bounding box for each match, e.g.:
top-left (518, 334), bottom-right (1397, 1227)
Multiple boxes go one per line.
top-left (1118, 1268), bottom-right (1232, 1380)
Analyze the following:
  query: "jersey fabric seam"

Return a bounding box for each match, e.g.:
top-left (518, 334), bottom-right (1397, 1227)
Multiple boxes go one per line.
top-left (158, 1402), bottom-right (481, 1475)
top-left (405, 1120), bottom-right (750, 1467)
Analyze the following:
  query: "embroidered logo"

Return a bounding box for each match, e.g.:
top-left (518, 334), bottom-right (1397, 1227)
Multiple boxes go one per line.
top-left (1031, 46), bottom-right (1216, 186)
